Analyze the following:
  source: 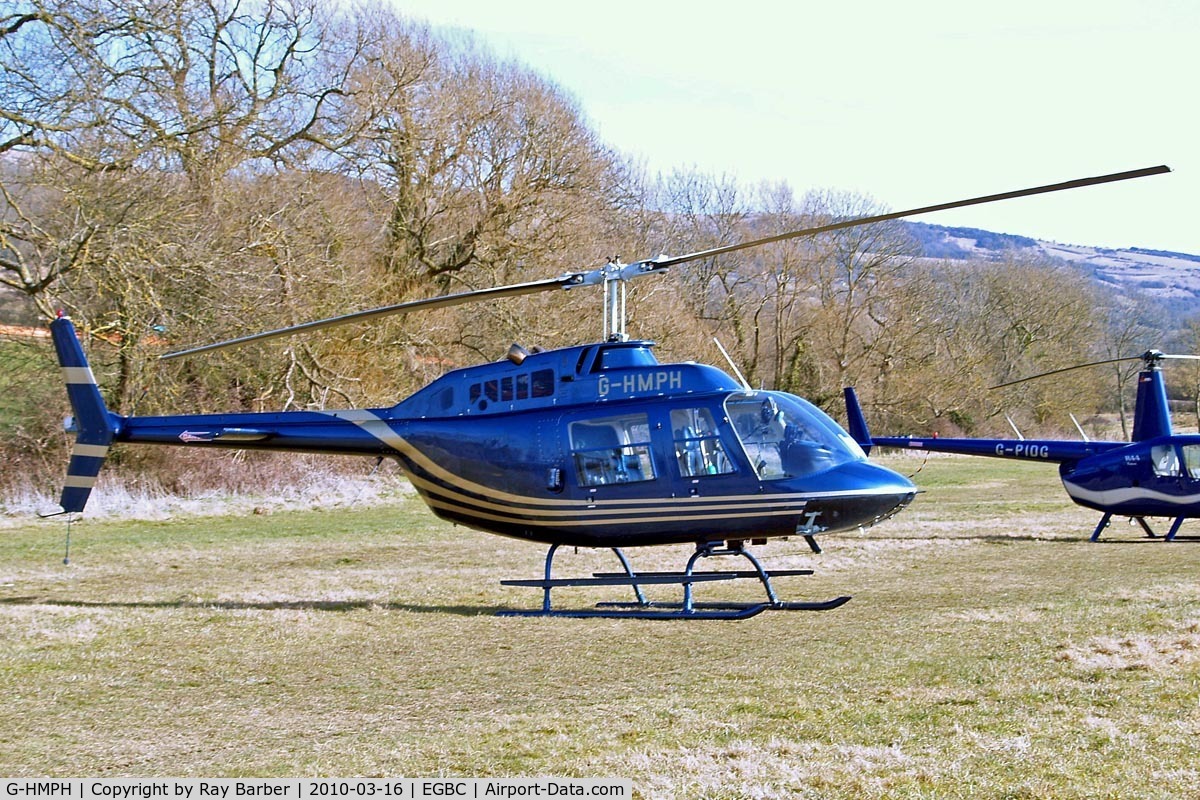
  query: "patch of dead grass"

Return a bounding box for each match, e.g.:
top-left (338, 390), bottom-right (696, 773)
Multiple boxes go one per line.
top-left (1058, 619), bottom-right (1200, 672)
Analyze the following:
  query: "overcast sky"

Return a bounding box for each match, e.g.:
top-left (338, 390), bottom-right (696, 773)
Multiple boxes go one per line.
top-left (391, 0), bottom-right (1198, 254)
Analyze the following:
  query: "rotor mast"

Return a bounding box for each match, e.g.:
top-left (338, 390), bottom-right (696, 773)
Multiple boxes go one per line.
top-left (603, 264), bottom-right (626, 341)
top-left (564, 255), bottom-right (673, 342)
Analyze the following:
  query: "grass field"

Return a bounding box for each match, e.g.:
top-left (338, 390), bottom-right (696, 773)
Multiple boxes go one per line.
top-left (2, 454), bottom-right (1199, 797)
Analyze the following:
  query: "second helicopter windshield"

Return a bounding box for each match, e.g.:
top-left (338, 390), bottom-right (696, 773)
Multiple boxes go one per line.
top-left (725, 393), bottom-right (863, 479)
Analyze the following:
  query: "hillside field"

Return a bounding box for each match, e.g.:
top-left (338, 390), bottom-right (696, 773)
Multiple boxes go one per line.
top-left (2, 454), bottom-right (1199, 797)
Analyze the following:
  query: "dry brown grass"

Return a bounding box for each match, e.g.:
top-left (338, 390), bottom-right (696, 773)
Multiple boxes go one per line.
top-left (2, 454), bottom-right (1199, 797)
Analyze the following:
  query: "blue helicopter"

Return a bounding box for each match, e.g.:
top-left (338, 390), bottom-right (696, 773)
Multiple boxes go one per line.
top-left (850, 348), bottom-right (1200, 542)
top-left (47, 166), bottom-right (1169, 618)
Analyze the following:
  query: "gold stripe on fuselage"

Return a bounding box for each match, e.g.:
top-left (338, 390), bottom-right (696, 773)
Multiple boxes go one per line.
top-left (324, 409), bottom-right (887, 522)
top-left (408, 471), bottom-right (806, 520)
top-left (423, 496), bottom-right (808, 528)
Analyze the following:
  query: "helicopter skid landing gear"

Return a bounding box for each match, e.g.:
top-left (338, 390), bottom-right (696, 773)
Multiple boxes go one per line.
top-left (498, 541), bottom-right (849, 620)
top-left (1091, 513), bottom-right (1187, 541)
top-left (1165, 517), bottom-right (1186, 541)
top-left (1090, 513), bottom-right (1113, 542)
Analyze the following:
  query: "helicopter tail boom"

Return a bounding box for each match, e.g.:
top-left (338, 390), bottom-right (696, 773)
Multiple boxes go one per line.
top-left (48, 315), bottom-right (121, 514)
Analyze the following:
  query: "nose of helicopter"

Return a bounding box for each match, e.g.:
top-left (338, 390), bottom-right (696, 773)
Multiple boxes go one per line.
top-left (800, 460), bottom-right (917, 534)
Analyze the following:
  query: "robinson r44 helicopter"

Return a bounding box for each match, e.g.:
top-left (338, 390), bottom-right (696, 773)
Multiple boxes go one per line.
top-left (48, 165), bottom-right (1169, 618)
top-left (853, 348), bottom-right (1200, 542)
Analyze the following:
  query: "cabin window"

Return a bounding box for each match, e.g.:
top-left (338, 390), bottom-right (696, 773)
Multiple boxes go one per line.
top-left (1182, 445), bottom-right (1200, 479)
top-left (467, 369), bottom-right (554, 410)
top-left (671, 408), bottom-right (734, 477)
top-left (531, 369), bottom-right (554, 398)
top-left (1151, 444), bottom-right (1180, 477)
top-left (570, 413), bottom-right (655, 486)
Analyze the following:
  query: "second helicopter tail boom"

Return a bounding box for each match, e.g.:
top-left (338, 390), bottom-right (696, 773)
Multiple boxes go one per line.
top-left (869, 435), bottom-right (1120, 464)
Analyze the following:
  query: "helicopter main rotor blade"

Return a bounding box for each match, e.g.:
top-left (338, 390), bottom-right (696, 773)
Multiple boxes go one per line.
top-left (162, 164), bottom-right (1169, 360)
top-left (654, 165), bottom-right (1171, 269)
top-left (159, 275), bottom-right (581, 360)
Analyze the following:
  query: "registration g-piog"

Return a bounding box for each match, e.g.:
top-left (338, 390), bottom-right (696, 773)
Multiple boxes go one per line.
top-left (1, 781), bottom-right (631, 800)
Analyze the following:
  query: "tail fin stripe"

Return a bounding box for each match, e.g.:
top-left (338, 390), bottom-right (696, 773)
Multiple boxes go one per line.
top-left (62, 366), bottom-right (98, 383)
top-left (64, 474), bottom-right (100, 489)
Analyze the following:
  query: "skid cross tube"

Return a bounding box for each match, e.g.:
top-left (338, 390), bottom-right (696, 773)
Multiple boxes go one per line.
top-left (499, 541), bottom-right (850, 619)
top-left (682, 542), bottom-right (777, 612)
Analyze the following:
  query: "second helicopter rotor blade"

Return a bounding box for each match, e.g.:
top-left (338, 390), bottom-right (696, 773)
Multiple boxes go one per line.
top-left (656, 165), bottom-right (1171, 269)
top-left (989, 356), bottom-right (1143, 389)
top-left (990, 351), bottom-right (1200, 389)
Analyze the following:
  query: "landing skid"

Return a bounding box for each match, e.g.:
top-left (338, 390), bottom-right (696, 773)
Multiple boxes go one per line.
top-left (499, 541), bottom-right (848, 620)
top-left (1090, 512), bottom-right (1186, 542)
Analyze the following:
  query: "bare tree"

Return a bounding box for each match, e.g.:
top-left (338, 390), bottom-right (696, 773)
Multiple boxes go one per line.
top-left (2, 0), bottom-right (383, 191)
top-left (333, 23), bottom-right (624, 363)
top-left (784, 189), bottom-right (920, 409)
top-left (1096, 290), bottom-right (1159, 438)
top-left (1179, 314), bottom-right (1200, 433)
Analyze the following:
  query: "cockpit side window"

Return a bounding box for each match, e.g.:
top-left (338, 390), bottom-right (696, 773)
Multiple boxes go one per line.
top-left (671, 408), bottom-right (734, 477)
top-left (1183, 444), bottom-right (1200, 480)
top-left (1152, 444), bottom-right (1182, 477)
top-left (725, 393), bottom-right (860, 480)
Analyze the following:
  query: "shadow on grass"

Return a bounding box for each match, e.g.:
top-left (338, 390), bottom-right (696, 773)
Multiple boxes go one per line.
top-left (0, 596), bottom-right (505, 616)
top-left (867, 531), bottom-right (1200, 544)
top-left (1088, 537), bottom-right (1200, 544)
top-left (866, 533), bottom-right (1082, 544)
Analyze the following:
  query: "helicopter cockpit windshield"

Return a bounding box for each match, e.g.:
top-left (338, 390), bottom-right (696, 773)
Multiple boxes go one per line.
top-left (726, 393), bottom-right (865, 479)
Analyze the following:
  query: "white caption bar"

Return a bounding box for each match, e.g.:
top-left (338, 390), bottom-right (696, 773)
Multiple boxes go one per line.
top-left (1, 780), bottom-right (632, 800)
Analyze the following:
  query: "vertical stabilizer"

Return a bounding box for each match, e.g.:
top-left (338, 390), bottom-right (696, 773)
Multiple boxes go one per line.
top-left (1131, 368), bottom-right (1172, 442)
top-left (49, 315), bottom-right (119, 514)
top-left (843, 388), bottom-right (873, 455)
